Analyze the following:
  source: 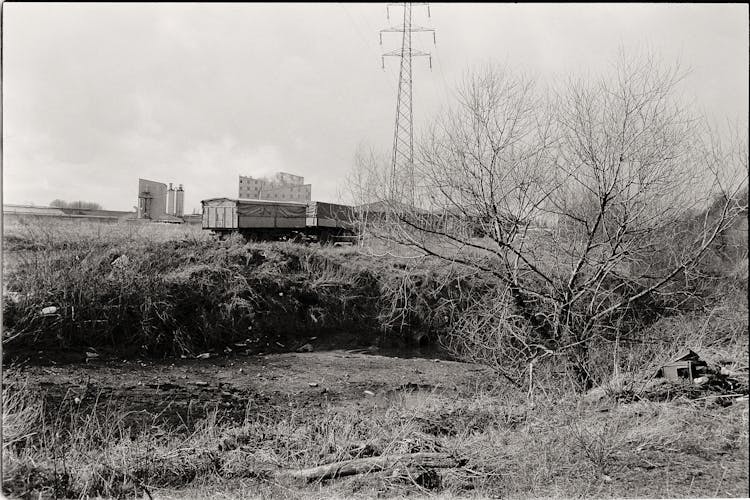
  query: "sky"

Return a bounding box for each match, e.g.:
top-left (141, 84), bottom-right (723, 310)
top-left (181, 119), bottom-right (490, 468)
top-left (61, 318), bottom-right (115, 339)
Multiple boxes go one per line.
top-left (2, 3), bottom-right (748, 213)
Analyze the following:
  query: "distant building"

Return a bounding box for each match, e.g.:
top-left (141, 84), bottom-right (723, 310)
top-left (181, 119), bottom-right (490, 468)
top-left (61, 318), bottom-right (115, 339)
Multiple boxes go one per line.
top-left (137, 179), bottom-right (185, 220)
top-left (238, 172), bottom-right (311, 203)
top-left (3, 204), bottom-right (134, 223)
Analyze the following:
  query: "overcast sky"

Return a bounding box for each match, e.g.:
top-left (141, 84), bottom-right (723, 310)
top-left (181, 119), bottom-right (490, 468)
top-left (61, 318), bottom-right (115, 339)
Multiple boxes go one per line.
top-left (2, 3), bottom-right (748, 213)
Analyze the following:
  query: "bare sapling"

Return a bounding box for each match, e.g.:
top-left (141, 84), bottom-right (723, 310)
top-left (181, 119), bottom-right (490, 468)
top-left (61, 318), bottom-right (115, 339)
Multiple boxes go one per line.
top-left (349, 53), bottom-right (748, 390)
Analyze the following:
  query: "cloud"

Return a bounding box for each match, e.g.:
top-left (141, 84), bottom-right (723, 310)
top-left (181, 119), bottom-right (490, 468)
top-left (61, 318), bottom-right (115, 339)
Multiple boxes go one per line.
top-left (2, 4), bottom-right (747, 211)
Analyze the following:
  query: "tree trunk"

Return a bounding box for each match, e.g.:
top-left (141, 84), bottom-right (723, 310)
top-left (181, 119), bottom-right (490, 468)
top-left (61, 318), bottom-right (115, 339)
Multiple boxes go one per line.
top-left (275, 452), bottom-right (465, 482)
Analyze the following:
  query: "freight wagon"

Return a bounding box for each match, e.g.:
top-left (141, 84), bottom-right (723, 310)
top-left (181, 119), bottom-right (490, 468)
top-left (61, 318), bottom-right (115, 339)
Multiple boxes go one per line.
top-left (201, 198), bottom-right (357, 243)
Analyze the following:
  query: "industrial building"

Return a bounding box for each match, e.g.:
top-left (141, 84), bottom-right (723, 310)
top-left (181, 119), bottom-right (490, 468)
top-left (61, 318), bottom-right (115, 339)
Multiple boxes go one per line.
top-left (238, 172), bottom-right (311, 203)
top-left (137, 179), bottom-right (185, 221)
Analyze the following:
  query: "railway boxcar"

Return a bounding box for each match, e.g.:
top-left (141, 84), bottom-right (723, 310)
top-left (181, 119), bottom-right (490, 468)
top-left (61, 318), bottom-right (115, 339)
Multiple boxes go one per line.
top-left (305, 201), bottom-right (357, 243)
top-left (202, 198), bottom-right (307, 239)
top-left (202, 198), bottom-right (357, 243)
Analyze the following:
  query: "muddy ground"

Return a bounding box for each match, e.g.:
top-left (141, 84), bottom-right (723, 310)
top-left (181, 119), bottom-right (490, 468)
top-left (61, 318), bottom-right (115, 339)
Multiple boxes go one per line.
top-left (4, 349), bottom-right (495, 433)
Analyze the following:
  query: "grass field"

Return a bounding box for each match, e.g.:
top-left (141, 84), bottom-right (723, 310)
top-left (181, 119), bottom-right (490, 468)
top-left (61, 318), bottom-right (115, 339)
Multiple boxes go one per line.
top-left (2, 217), bottom-right (748, 498)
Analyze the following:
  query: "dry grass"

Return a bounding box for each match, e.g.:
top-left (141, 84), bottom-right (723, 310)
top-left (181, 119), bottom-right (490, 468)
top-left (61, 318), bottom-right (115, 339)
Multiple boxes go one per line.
top-left (3, 374), bottom-right (747, 499)
top-left (3, 216), bottom-right (207, 247)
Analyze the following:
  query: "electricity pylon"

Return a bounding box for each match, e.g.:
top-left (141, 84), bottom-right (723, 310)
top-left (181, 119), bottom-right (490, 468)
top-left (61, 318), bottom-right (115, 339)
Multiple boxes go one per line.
top-left (380, 3), bottom-right (435, 208)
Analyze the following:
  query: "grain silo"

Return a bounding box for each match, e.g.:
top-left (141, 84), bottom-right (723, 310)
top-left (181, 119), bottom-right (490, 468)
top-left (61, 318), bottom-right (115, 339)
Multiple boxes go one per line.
top-left (167, 183), bottom-right (176, 215)
top-left (175, 185), bottom-right (185, 217)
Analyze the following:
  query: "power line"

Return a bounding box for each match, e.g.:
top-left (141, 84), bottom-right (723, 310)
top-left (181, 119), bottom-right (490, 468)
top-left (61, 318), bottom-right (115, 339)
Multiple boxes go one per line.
top-left (340, 4), bottom-right (398, 96)
top-left (433, 50), bottom-right (456, 114)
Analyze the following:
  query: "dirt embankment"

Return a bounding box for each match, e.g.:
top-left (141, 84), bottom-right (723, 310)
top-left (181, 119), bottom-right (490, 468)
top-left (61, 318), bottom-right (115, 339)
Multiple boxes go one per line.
top-left (3, 237), bottom-right (490, 361)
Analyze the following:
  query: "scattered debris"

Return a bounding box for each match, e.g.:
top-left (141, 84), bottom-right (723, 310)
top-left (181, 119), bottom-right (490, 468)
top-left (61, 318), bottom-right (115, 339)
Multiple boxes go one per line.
top-left (308, 382), bottom-right (319, 387)
top-left (40, 306), bottom-right (58, 316)
top-left (584, 349), bottom-right (749, 405)
top-left (111, 255), bottom-right (130, 268)
top-left (196, 353), bottom-right (212, 359)
top-left (693, 376), bottom-right (709, 385)
top-left (297, 343), bottom-right (314, 353)
top-left (194, 381), bottom-right (209, 387)
top-left (656, 349), bottom-right (706, 382)
top-left (363, 390), bottom-right (375, 397)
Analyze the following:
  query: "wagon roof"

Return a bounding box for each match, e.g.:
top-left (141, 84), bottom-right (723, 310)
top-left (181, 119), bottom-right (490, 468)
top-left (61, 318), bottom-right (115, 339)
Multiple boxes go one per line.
top-left (356, 200), bottom-right (428, 214)
top-left (201, 197), bottom-right (307, 206)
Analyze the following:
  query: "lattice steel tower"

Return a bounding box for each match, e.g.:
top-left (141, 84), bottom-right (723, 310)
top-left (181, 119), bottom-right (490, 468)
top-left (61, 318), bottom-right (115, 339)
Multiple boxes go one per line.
top-left (380, 3), bottom-right (435, 206)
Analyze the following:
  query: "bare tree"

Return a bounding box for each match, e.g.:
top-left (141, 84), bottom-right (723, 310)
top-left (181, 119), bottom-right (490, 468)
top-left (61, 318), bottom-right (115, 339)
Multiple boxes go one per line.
top-left (356, 55), bottom-right (748, 390)
top-left (343, 142), bottom-right (426, 252)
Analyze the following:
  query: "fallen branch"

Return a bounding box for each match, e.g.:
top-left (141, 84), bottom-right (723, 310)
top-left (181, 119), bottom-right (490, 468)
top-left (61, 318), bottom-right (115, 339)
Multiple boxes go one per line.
top-left (276, 452), bottom-right (465, 482)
